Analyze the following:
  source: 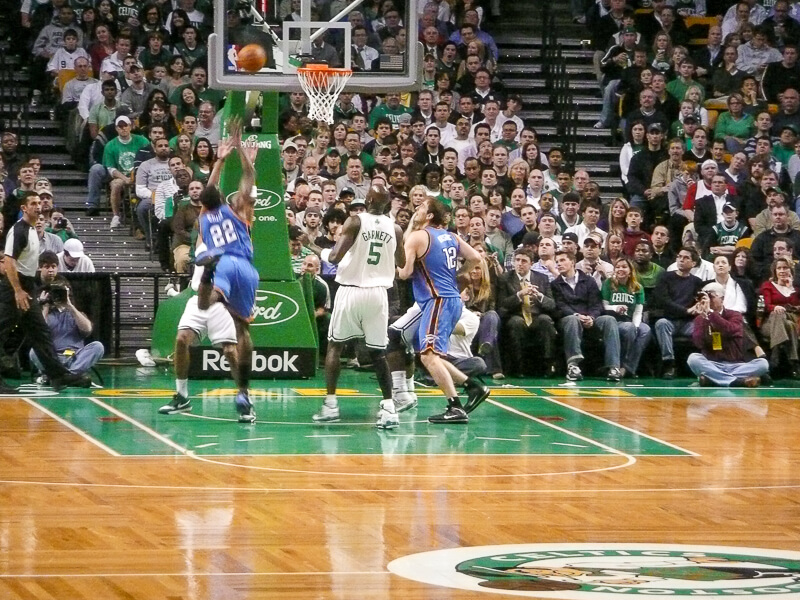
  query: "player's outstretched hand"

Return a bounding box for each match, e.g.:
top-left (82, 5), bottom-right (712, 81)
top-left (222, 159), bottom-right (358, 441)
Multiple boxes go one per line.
top-left (228, 117), bottom-right (243, 147)
top-left (241, 141), bottom-right (258, 165)
top-left (217, 137), bottom-right (234, 160)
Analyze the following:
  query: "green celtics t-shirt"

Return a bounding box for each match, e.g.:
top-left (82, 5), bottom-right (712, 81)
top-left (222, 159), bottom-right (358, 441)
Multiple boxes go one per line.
top-left (601, 279), bottom-right (645, 321)
top-left (102, 134), bottom-right (150, 176)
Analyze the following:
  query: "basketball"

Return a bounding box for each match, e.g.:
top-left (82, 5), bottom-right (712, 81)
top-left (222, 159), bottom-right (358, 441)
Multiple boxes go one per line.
top-left (237, 44), bottom-right (267, 72)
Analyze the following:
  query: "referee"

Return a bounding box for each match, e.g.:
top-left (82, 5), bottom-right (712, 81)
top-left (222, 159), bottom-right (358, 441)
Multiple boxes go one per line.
top-left (0, 191), bottom-right (91, 393)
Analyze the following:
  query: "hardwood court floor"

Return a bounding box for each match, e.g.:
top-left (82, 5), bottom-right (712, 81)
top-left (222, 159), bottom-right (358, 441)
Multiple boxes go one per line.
top-left (1, 367), bottom-right (799, 599)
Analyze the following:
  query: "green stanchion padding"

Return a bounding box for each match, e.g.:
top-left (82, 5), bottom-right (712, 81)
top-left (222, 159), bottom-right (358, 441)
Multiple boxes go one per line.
top-left (150, 90), bottom-right (318, 378)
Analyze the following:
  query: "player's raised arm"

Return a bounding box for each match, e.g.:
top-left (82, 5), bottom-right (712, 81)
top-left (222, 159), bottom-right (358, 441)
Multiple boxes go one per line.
top-left (207, 133), bottom-right (235, 189)
top-left (397, 229), bottom-right (426, 280)
top-left (393, 223), bottom-right (406, 269)
top-left (236, 129), bottom-right (258, 209)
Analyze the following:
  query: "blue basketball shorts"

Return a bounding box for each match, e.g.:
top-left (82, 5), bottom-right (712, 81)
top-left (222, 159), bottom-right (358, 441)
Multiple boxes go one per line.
top-left (213, 254), bottom-right (259, 321)
top-left (415, 296), bottom-right (463, 355)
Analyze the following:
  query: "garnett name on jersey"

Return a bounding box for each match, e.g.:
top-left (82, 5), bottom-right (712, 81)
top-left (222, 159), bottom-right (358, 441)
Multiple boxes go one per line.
top-left (361, 229), bottom-right (392, 243)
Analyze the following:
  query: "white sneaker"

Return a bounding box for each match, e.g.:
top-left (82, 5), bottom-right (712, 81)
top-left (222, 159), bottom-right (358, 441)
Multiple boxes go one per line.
top-left (376, 408), bottom-right (399, 430)
top-left (312, 404), bottom-right (340, 422)
top-left (393, 391), bottom-right (417, 413)
top-left (567, 363), bottom-right (583, 381)
top-left (607, 367), bottom-right (622, 382)
top-left (110, 215), bottom-right (121, 229)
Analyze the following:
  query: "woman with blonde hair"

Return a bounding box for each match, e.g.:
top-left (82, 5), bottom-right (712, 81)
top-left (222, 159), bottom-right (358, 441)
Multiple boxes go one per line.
top-left (408, 184), bottom-right (428, 208)
top-left (602, 257), bottom-right (652, 377)
top-left (759, 257), bottom-right (800, 378)
top-left (174, 133), bottom-right (194, 166)
top-left (604, 232), bottom-right (625, 264)
top-left (464, 244), bottom-right (503, 379)
top-left (651, 31), bottom-right (674, 73)
top-left (508, 158), bottom-right (530, 189)
top-left (599, 198), bottom-right (629, 236)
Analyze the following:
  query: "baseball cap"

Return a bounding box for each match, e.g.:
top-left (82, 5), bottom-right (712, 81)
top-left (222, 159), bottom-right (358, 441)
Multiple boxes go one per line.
top-left (623, 25), bottom-right (638, 34)
top-left (702, 281), bottom-right (726, 297)
top-left (397, 113), bottom-right (412, 125)
top-left (305, 206), bottom-right (322, 216)
top-left (349, 197), bottom-right (367, 208)
top-left (339, 187), bottom-right (356, 197)
top-left (701, 159), bottom-right (718, 170)
top-left (282, 139), bottom-right (298, 152)
top-left (782, 124), bottom-right (800, 134)
top-left (326, 147), bottom-right (340, 156)
top-left (378, 146), bottom-right (393, 154)
top-left (38, 187), bottom-right (53, 198)
top-left (63, 238), bottom-right (85, 258)
top-left (683, 114), bottom-right (698, 124)
top-left (722, 202), bottom-right (738, 213)
top-left (647, 123), bottom-right (663, 133)
top-left (583, 233), bottom-right (602, 246)
top-left (562, 232), bottom-right (579, 243)
top-left (115, 115), bottom-right (131, 126)
top-left (766, 186), bottom-right (785, 195)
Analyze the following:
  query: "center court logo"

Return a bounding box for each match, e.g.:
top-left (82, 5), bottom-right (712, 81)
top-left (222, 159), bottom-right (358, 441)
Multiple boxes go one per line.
top-left (251, 290), bottom-right (299, 326)
top-left (387, 544), bottom-right (800, 598)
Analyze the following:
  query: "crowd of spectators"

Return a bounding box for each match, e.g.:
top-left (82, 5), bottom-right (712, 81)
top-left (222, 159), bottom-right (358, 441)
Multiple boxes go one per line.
top-left (8, 0), bottom-right (800, 386)
top-left (565, 0), bottom-right (800, 385)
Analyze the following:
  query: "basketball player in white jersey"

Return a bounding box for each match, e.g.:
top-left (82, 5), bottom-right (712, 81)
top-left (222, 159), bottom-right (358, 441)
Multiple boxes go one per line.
top-left (158, 242), bottom-right (240, 415)
top-left (305, 184), bottom-right (406, 429)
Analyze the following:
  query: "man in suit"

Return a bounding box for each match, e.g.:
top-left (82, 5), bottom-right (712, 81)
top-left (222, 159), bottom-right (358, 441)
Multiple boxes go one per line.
top-left (496, 248), bottom-right (558, 378)
top-left (693, 173), bottom-right (740, 251)
top-left (551, 250), bottom-right (623, 382)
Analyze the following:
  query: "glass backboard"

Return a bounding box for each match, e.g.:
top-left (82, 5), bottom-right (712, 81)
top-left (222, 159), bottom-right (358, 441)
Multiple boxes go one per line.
top-left (208, 0), bottom-right (419, 92)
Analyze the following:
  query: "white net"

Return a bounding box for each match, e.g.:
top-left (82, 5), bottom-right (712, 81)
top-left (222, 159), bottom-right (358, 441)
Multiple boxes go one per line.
top-left (297, 66), bottom-right (352, 124)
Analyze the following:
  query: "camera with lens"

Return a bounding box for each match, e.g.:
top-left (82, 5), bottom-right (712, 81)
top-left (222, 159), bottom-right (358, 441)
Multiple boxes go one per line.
top-left (54, 217), bottom-right (68, 230)
top-left (43, 283), bottom-right (68, 305)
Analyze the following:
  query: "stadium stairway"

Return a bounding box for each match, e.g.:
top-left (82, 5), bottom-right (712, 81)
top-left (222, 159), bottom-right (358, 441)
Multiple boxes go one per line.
top-left (0, 42), bottom-right (166, 358)
top-left (493, 2), bottom-right (625, 201)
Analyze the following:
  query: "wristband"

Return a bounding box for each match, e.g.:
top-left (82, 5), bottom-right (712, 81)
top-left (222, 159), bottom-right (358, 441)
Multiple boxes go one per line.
top-left (320, 248), bottom-right (332, 263)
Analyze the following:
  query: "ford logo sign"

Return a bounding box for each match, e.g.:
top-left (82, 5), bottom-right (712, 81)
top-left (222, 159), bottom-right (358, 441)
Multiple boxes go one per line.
top-left (226, 187), bottom-right (282, 211)
top-left (251, 290), bottom-right (300, 326)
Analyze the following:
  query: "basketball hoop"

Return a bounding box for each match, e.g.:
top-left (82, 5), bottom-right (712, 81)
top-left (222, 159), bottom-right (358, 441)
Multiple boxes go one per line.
top-left (296, 63), bottom-right (352, 124)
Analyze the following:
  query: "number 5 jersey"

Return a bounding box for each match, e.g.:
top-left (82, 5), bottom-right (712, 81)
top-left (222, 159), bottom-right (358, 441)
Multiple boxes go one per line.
top-left (335, 212), bottom-right (397, 288)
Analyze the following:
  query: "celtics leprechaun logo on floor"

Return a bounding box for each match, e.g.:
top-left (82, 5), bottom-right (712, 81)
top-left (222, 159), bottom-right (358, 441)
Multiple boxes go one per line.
top-left (387, 544), bottom-right (800, 598)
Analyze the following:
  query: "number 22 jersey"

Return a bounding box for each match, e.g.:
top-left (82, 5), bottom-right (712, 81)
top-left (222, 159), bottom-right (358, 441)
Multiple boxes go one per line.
top-left (199, 204), bottom-right (254, 262)
top-left (412, 226), bottom-right (461, 302)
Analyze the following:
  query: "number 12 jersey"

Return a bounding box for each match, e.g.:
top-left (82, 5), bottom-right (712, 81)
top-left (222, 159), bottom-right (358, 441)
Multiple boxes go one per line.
top-left (412, 227), bottom-right (461, 302)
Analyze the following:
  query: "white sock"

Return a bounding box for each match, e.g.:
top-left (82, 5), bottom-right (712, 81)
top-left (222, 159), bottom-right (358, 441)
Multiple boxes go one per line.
top-left (176, 379), bottom-right (188, 397)
top-left (406, 376), bottom-right (415, 393)
top-left (325, 394), bottom-right (338, 408)
top-left (391, 371), bottom-right (407, 393)
top-left (381, 399), bottom-right (396, 413)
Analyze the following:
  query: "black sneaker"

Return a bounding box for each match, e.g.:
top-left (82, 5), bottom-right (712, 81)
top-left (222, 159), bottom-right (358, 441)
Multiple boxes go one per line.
top-left (0, 380), bottom-right (18, 395)
top-left (428, 406), bottom-right (469, 424)
top-left (463, 379), bottom-right (490, 414)
top-left (159, 393), bottom-right (192, 414)
top-left (195, 247), bottom-right (225, 267)
top-left (51, 372), bottom-right (92, 391)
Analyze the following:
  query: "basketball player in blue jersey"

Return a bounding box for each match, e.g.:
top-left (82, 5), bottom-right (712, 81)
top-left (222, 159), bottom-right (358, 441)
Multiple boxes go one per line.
top-left (194, 118), bottom-right (260, 423)
top-left (304, 183), bottom-right (406, 429)
top-left (397, 198), bottom-right (491, 424)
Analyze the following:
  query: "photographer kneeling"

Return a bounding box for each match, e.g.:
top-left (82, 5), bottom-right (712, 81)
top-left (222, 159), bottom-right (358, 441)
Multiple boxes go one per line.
top-left (32, 252), bottom-right (104, 382)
